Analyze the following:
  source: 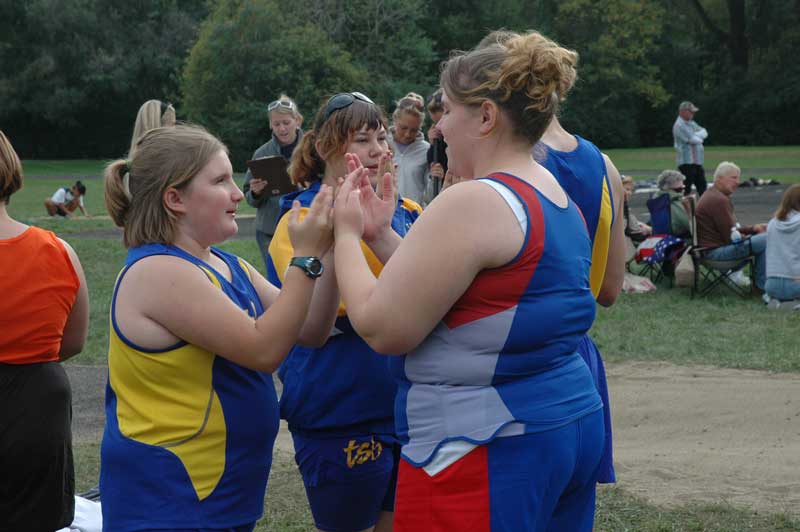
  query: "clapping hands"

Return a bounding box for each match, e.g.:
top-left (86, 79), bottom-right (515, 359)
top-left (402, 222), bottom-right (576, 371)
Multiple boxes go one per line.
top-left (288, 184), bottom-right (334, 257)
top-left (333, 153), bottom-right (396, 243)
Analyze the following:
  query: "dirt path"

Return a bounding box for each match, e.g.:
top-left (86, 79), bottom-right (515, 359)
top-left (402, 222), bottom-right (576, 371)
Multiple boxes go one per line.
top-left (605, 362), bottom-right (800, 514)
top-left (68, 361), bottom-right (800, 515)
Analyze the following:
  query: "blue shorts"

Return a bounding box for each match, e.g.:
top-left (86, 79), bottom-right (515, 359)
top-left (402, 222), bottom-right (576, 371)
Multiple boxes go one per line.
top-left (577, 334), bottom-right (616, 483)
top-left (292, 433), bottom-right (399, 532)
top-left (140, 526), bottom-right (254, 532)
top-left (394, 409), bottom-right (604, 532)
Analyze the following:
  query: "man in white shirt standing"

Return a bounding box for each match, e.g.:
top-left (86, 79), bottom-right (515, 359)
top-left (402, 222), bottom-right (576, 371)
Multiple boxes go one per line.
top-left (672, 101), bottom-right (708, 196)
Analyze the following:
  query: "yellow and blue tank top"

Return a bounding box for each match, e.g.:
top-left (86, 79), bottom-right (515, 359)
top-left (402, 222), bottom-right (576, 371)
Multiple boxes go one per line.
top-left (540, 136), bottom-right (615, 298)
top-left (100, 243), bottom-right (278, 530)
top-left (267, 181), bottom-right (421, 438)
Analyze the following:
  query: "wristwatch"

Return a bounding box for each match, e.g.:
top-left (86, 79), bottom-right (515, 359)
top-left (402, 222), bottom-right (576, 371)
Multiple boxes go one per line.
top-left (289, 256), bottom-right (324, 279)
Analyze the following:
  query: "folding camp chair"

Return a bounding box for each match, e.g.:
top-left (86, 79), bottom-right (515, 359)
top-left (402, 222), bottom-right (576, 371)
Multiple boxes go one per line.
top-left (687, 196), bottom-right (754, 298)
top-left (632, 194), bottom-right (686, 283)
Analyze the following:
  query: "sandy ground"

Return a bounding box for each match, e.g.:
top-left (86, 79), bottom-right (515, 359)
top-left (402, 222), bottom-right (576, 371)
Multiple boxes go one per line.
top-left (68, 361), bottom-right (800, 515)
top-left (605, 362), bottom-right (800, 514)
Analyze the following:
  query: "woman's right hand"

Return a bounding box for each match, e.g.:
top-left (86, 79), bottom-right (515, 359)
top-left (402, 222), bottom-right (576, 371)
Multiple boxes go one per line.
top-left (288, 184), bottom-right (334, 257)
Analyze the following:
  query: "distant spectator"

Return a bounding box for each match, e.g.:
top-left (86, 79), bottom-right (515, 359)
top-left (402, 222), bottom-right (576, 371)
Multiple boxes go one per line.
top-left (765, 184), bottom-right (800, 302)
top-left (424, 88), bottom-right (448, 205)
top-left (242, 94), bottom-right (304, 270)
top-left (653, 170), bottom-right (691, 238)
top-left (695, 161), bottom-right (767, 290)
top-left (388, 92), bottom-right (429, 205)
top-left (0, 129), bottom-right (90, 531)
top-left (672, 101), bottom-right (708, 196)
top-left (44, 180), bottom-right (90, 218)
top-left (129, 99), bottom-right (176, 155)
top-left (622, 175), bottom-right (651, 242)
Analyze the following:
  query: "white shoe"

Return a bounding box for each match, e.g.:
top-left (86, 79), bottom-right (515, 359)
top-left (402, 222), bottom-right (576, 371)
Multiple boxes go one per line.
top-left (729, 269), bottom-right (750, 287)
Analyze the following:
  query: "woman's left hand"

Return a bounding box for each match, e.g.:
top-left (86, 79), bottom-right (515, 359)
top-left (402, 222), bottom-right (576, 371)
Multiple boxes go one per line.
top-left (343, 153), bottom-right (396, 243)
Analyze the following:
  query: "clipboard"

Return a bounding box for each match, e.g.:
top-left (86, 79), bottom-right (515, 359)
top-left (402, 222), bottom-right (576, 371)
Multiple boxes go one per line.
top-left (245, 155), bottom-right (296, 197)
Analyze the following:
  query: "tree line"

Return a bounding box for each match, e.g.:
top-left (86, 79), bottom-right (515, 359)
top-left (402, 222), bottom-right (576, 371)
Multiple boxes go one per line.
top-left (2, 0), bottom-right (798, 167)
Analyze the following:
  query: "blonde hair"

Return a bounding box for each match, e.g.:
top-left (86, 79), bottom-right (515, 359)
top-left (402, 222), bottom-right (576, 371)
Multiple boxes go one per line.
top-left (129, 99), bottom-right (176, 155)
top-left (775, 184), bottom-right (800, 221)
top-left (443, 30), bottom-right (578, 144)
top-left (621, 175), bottom-right (634, 186)
top-left (392, 92), bottom-right (426, 124)
top-left (269, 94), bottom-right (304, 123)
top-left (0, 130), bottom-right (23, 203)
top-left (106, 124), bottom-right (226, 248)
top-left (427, 88), bottom-right (444, 115)
top-left (290, 96), bottom-right (387, 185)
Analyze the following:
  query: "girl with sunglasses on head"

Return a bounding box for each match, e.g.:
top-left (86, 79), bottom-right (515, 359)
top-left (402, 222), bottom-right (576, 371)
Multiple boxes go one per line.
top-left (266, 92), bottom-right (422, 532)
top-left (332, 31), bottom-right (605, 531)
top-left (243, 94), bottom-right (304, 269)
top-left (100, 124), bottom-right (334, 531)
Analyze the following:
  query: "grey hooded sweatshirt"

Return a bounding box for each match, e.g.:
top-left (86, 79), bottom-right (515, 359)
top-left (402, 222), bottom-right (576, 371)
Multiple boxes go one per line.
top-left (766, 210), bottom-right (800, 279)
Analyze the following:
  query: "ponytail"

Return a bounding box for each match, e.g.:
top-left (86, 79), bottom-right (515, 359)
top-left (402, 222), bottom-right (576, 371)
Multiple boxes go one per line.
top-left (104, 160), bottom-right (131, 228)
top-left (289, 129), bottom-right (324, 186)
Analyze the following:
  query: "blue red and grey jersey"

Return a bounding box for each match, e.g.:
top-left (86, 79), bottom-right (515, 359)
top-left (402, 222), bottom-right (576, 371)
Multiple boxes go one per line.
top-left (101, 243), bottom-right (278, 531)
top-left (267, 181), bottom-right (422, 437)
top-left (391, 173), bottom-right (601, 467)
top-left (540, 136), bottom-right (615, 298)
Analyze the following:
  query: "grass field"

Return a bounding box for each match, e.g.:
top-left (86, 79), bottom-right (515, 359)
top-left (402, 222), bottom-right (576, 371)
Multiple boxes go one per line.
top-left (11, 154), bottom-right (800, 531)
top-left (19, 145), bottom-right (800, 184)
top-left (6, 174), bottom-right (256, 227)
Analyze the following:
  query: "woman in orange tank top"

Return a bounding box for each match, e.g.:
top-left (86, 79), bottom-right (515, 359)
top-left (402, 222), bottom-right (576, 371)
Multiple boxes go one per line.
top-left (0, 130), bottom-right (89, 531)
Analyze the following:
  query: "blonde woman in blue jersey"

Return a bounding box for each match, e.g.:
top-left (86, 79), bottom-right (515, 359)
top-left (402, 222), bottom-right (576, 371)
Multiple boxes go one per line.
top-left (519, 32), bottom-right (625, 485)
top-left (100, 124), bottom-right (335, 531)
top-left (266, 93), bottom-right (422, 532)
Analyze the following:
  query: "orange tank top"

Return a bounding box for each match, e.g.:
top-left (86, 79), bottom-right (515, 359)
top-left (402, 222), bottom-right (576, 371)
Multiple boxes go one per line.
top-left (0, 226), bottom-right (79, 364)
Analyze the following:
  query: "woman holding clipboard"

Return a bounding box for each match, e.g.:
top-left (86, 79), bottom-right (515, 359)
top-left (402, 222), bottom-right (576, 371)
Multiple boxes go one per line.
top-left (243, 94), bottom-right (304, 270)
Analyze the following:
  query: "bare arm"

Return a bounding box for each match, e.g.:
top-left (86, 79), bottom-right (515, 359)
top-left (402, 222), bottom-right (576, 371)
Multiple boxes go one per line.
top-left (333, 178), bottom-right (520, 354)
top-left (58, 239), bottom-right (89, 360)
top-left (135, 258), bottom-right (318, 372)
top-left (267, 209), bottom-right (341, 347)
top-left (597, 155), bottom-right (626, 307)
top-left (119, 189), bottom-right (333, 372)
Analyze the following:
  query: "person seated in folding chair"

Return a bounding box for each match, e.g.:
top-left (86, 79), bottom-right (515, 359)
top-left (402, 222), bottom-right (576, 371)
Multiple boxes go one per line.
top-left (651, 170), bottom-right (692, 240)
top-left (635, 170), bottom-right (692, 281)
top-left (695, 161), bottom-right (767, 291)
top-left (622, 175), bottom-right (651, 245)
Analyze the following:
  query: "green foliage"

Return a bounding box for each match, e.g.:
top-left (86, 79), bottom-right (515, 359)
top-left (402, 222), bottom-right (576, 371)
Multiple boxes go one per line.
top-left (182, 0), bottom-right (370, 167)
top-left (2, 0), bottom-right (799, 156)
top-left (0, 0), bottom-right (207, 158)
top-left (551, 0), bottom-right (669, 148)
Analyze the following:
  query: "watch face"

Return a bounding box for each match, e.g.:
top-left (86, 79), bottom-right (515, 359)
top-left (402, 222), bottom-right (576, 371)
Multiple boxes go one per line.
top-left (307, 258), bottom-right (323, 275)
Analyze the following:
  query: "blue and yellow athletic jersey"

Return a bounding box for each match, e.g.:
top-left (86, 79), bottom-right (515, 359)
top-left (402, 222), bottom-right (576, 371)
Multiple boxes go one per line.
top-left (540, 135), bottom-right (618, 484)
top-left (540, 136), bottom-right (615, 298)
top-left (267, 181), bottom-right (421, 438)
top-left (100, 243), bottom-right (278, 531)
